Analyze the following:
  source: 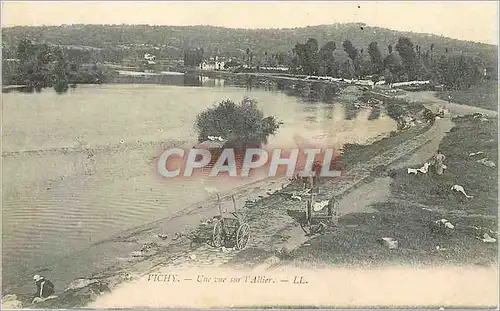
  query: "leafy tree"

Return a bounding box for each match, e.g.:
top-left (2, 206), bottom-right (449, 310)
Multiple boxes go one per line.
top-left (293, 39), bottom-right (320, 75)
top-left (53, 47), bottom-right (69, 94)
top-left (318, 41), bottom-right (336, 76)
top-left (368, 41), bottom-right (383, 74)
top-left (342, 40), bottom-right (358, 76)
top-left (17, 39), bottom-right (36, 62)
top-left (342, 40), bottom-right (358, 61)
top-left (194, 97), bottom-right (282, 151)
top-left (293, 43), bottom-right (306, 73)
top-left (383, 53), bottom-right (402, 80)
top-left (382, 68), bottom-right (394, 85)
top-left (304, 38), bottom-right (320, 75)
top-left (436, 54), bottom-right (484, 90)
top-left (17, 40), bottom-right (53, 91)
top-left (338, 59), bottom-right (355, 79)
top-left (11, 38), bottom-right (114, 92)
top-left (395, 37), bottom-right (417, 80)
top-left (274, 51), bottom-right (288, 66)
top-left (305, 38), bottom-right (319, 54)
top-left (290, 46), bottom-right (300, 73)
top-left (356, 53), bottom-right (372, 78)
top-left (183, 48), bottom-right (204, 67)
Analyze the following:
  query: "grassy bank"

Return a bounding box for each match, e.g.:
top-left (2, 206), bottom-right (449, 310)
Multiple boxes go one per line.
top-left (281, 115), bottom-right (498, 268)
top-left (338, 124), bottom-right (429, 171)
top-left (436, 80), bottom-right (498, 111)
top-left (339, 94), bottom-right (429, 170)
top-left (280, 201), bottom-right (497, 268)
top-left (390, 115), bottom-right (498, 216)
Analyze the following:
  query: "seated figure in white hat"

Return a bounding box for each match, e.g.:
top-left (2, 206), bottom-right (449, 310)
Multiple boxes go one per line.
top-left (32, 274), bottom-right (55, 301)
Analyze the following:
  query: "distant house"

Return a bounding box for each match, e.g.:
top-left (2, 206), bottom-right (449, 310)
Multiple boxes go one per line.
top-left (198, 56), bottom-right (226, 71)
top-left (199, 61), bottom-right (216, 71)
top-left (215, 60), bottom-right (225, 70)
top-left (144, 53), bottom-right (156, 65)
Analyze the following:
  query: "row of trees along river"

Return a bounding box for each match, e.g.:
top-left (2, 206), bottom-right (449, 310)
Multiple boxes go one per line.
top-left (5, 35), bottom-right (493, 94)
top-left (3, 39), bottom-right (115, 93)
top-left (184, 36), bottom-right (491, 92)
top-left (284, 36), bottom-right (488, 90)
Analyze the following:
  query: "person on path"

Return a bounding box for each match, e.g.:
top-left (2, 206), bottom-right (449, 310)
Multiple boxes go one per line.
top-left (433, 150), bottom-right (446, 175)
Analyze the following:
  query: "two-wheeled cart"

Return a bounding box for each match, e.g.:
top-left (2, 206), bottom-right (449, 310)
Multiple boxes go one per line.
top-left (212, 194), bottom-right (250, 250)
top-left (301, 188), bottom-right (339, 236)
top-left (305, 192), bottom-right (338, 226)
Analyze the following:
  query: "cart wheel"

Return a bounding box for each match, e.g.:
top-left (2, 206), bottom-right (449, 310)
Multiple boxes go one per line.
top-left (212, 219), bottom-right (223, 247)
top-left (236, 223), bottom-right (250, 250)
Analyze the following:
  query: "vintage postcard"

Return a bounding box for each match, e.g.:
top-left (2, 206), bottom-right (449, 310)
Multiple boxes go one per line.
top-left (1, 1), bottom-right (498, 309)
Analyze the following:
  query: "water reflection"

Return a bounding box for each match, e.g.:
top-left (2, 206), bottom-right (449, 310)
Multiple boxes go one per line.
top-left (277, 80), bottom-right (337, 104)
top-left (344, 103), bottom-right (361, 120)
top-left (323, 105), bottom-right (334, 120)
top-left (368, 106), bottom-right (382, 120)
top-left (4, 73), bottom-right (381, 123)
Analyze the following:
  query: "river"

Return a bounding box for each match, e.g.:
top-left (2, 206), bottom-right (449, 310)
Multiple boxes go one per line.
top-left (2, 76), bottom-right (396, 288)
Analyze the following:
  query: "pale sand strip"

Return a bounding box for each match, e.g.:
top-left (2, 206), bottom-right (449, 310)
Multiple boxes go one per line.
top-left (90, 266), bottom-right (498, 308)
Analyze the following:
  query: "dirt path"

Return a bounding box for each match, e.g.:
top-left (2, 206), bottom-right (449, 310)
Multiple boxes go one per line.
top-left (401, 91), bottom-right (497, 118)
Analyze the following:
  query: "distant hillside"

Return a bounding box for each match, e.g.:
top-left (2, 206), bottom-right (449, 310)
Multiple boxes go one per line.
top-left (2, 23), bottom-right (497, 66)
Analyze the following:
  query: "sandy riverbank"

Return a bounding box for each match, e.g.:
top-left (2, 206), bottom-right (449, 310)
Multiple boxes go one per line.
top-left (88, 266), bottom-right (498, 308)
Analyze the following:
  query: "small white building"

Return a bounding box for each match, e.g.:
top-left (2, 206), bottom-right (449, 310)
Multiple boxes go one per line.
top-left (144, 53), bottom-right (156, 65)
top-left (199, 61), bottom-right (216, 70)
top-left (215, 61), bottom-right (225, 70)
top-left (198, 57), bottom-right (226, 71)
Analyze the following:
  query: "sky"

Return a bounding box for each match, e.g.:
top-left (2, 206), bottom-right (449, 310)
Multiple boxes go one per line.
top-left (2, 1), bottom-right (498, 45)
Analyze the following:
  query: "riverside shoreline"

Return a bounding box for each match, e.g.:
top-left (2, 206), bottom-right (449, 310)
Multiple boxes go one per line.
top-left (89, 91), bottom-right (498, 309)
top-left (3, 88), bottom-right (497, 309)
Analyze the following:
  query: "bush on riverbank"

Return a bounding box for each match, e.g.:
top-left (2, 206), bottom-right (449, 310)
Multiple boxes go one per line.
top-left (361, 91), bottom-right (426, 129)
top-left (194, 97), bottom-right (283, 151)
top-left (5, 39), bottom-right (118, 93)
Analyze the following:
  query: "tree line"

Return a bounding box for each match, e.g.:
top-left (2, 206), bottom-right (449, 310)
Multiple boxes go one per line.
top-left (4, 24), bottom-right (496, 67)
top-left (290, 36), bottom-right (488, 90)
top-left (7, 39), bottom-right (112, 93)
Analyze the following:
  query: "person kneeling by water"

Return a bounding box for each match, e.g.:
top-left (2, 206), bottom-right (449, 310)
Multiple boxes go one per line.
top-left (32, 274), bottom-right (55, 302)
